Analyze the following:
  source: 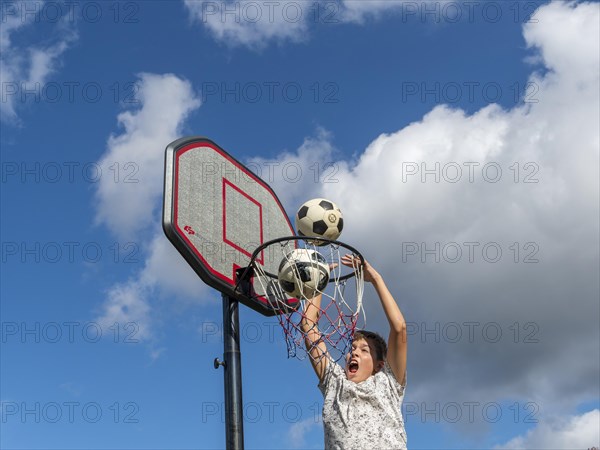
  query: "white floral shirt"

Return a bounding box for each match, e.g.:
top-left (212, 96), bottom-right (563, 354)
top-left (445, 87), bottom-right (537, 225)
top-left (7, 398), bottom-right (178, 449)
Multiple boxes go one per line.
top-left (318, 359), bottom-right (407, 449)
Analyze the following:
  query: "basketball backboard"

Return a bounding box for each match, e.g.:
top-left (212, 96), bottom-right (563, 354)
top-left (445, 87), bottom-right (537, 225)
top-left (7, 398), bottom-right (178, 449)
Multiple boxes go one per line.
top-left (162, 136), bottom-right (298, 316)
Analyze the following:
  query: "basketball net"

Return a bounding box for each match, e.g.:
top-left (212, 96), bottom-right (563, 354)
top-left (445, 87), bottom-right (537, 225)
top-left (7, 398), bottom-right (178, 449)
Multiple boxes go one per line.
top-left (252, 238), bottom-right (366, 364)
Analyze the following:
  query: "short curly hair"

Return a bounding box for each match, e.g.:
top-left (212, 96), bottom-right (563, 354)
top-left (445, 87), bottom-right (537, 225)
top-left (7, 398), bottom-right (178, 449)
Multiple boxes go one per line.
top-left (353, 330), bottom-right (387, 362)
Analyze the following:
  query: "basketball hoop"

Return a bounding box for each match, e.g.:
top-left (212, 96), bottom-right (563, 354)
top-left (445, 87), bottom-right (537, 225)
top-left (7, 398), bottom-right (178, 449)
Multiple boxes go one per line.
top-left (237, 236), bottom-right (366, 363)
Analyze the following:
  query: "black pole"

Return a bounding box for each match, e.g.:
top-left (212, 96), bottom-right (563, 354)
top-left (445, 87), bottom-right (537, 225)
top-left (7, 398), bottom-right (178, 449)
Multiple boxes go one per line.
top-left (221, 294), bottom-right (244, 449)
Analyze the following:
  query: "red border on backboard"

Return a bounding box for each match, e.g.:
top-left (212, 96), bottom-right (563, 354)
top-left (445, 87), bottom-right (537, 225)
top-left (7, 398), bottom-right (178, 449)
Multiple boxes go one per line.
top-left (172, 141), bottom-right (290, 308)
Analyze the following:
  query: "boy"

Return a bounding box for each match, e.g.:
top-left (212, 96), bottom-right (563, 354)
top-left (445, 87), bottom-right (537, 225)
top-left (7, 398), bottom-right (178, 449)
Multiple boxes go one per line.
top-left (301, 254), bottom-right (408, 449)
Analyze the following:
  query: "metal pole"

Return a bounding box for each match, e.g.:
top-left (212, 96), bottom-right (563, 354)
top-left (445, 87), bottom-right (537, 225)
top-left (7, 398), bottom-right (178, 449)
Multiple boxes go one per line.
top-left (221, 294), bottom-right (244, 449)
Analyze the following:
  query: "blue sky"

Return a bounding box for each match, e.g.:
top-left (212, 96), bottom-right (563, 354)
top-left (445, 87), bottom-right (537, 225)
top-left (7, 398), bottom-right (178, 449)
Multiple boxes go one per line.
top-left (1, 1), bottom-right (599, 449)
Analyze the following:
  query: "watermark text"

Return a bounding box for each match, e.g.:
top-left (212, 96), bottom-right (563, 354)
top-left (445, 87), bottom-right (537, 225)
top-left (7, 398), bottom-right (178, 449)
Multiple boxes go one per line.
top-left (1, 321), bottom-right (140, 344)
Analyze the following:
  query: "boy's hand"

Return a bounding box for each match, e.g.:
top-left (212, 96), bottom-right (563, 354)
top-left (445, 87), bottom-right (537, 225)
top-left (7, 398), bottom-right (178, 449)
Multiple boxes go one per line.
top-left (341, 254), bottom-right (380, 283)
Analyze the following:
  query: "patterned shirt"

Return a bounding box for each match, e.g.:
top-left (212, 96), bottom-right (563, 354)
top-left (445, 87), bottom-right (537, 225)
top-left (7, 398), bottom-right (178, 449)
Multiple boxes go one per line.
top-left (318, 359), bottom-right (407, 449)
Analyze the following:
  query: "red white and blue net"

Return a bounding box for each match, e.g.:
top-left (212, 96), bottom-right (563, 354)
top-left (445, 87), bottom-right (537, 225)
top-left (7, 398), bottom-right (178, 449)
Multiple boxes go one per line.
top-left (249, 237), bottom-right (366, 364)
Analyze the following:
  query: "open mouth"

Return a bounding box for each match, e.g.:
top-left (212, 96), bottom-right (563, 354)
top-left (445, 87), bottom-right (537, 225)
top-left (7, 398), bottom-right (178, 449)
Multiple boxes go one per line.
top-left (348, 361), bottom-right (359, 374)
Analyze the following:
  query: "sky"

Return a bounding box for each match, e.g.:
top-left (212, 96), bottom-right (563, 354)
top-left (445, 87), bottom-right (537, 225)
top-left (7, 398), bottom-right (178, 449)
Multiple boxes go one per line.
top-left (1, 0), bottom-right (599, 449)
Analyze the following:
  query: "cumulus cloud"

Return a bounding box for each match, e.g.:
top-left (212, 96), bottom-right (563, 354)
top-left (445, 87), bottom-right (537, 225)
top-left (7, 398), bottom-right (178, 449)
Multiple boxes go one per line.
top-left (96, 280), bottom-right (153, 341)
top-left (94, 73), bottom-right (206, 341)
top-left (338, 0), bottom-right (413, 24)
top-left (95, 229), bottom-right (215, 342)
top-left (140, 232), bottom-right (213, 301)
top-left (183, 0), bottom-right (447, 48)
top-left (95, 73), bottom-right (201, 240)
top-left (495, 409), bottom-right (600, 449)
top-left (0, 0), bottom-right (77, 123)
top-left (288, 416), bottom-right (322, 449)
top-left (184, 0), bottom-right (309, 49)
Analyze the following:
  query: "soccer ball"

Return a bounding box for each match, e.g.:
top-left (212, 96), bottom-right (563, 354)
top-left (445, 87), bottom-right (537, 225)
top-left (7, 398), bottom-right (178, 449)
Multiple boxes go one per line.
top-left (295, 198), bottom-right (344, 244)
top-left (278, 249), bottom-right (330, 299)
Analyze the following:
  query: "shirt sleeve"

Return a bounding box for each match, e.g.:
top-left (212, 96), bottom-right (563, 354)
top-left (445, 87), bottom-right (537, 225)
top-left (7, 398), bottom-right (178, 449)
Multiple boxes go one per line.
top-left (382, 361), bottom-right (406, 397)
top-left (317, 357), bottom-right (344, 396)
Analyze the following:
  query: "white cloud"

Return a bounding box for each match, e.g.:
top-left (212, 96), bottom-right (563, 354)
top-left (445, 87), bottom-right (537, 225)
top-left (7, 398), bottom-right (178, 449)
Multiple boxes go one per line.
top-left (288, 415), bottom-right (322, 449)
top-left (94, 230), bottom-right (213, 344)
top-left (93, 226), bottom-right (215, 344)
top-left (184, 0), bottom-right (309, 49)
top-left (94, 73), bottom-right (204, 343)
top-left (523, 1), bottom-right (599, 84)
top-left (338, 0), bottom-right (414, 24)
top-left (96, 280), bottom-right (153, 341)
top-left (94, 73), bottom-right (201, 240)
top-left (141, 232), bottom-right (212, 301)
top-left (495, 409), bottom-right (600, 449)
top-left (184, 0), bottom-right (475, 49)
top-left (183, 0), bottom-right (448, 48)
top-left (0, 0), bottom-right (77, 123)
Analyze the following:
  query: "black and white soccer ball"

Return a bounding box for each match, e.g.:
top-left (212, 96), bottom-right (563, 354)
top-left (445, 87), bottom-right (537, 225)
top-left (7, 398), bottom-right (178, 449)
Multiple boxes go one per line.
top-left (278, 249), bottom-right (330, 299)
top-left (295, 198), bottom-right (343, 244)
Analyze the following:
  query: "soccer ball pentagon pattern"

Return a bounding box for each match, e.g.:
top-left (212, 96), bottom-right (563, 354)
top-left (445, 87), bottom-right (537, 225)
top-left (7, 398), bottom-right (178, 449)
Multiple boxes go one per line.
top-left (295, 198), bottom-right (343, 243)
top-left (278, 249), bottom-right (330, 299)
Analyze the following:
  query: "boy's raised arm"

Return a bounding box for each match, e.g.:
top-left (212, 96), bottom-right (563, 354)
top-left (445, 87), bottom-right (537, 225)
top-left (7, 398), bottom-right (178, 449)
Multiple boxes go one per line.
top-left (372, 273), bottom-right (407, 385)
top-left (301, 293), bottom-right (330, 382)
top-left (342, 255), bottom-right (407, 385)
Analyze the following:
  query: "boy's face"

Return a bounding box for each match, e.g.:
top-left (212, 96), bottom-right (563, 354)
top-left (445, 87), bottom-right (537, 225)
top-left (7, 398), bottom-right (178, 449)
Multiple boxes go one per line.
top-left (344, 337), bottom-right (384, 383)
